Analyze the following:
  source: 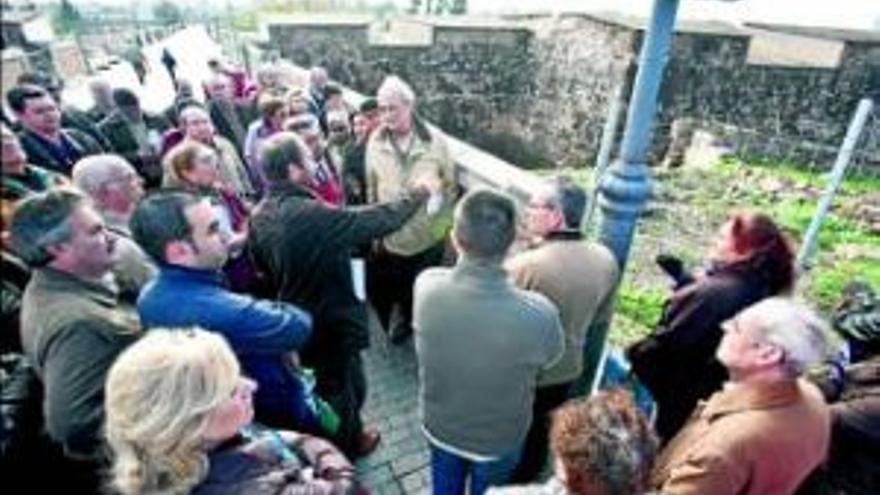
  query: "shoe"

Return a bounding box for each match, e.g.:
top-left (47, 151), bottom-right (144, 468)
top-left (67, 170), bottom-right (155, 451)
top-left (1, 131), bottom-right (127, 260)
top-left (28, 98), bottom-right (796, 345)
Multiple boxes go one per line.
top-left (356, 428), bottom-right (382, 457)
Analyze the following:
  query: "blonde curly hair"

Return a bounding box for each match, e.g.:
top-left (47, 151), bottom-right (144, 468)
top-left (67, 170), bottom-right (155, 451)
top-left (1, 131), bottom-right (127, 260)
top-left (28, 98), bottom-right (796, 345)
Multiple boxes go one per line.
top-left (104, 328), bottom-right (241, 495)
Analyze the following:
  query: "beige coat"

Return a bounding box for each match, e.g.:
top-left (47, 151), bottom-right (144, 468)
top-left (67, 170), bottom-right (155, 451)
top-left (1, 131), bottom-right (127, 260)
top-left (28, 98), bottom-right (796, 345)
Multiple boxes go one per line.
top-left (365, 122), bottom-right (456, 256)
top-left (651, 379), bottom-right (830, 495)
top-left (506, 232), bottom-right (619, 386)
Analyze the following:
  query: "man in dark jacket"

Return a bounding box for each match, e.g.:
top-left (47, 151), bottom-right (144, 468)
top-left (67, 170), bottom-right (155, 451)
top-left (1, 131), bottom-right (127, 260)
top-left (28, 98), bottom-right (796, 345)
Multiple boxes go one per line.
top-left (17, 71), bottom-right (112, 150)
top-left (7, 85), bottom-right (103, 175)
top-left (249, 132), bottom-right (429, 458)
top-left (130, 190), bottom-right (320, 434)
top-left (205, 73), bottom-right (255, 155)
top-left (98, 88), bottom-right (169, 188)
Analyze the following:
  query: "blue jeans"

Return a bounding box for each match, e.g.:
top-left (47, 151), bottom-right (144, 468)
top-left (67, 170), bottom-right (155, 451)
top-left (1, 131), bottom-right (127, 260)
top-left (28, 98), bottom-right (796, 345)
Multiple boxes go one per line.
top-left (429, 442), bottom-right (521, 495)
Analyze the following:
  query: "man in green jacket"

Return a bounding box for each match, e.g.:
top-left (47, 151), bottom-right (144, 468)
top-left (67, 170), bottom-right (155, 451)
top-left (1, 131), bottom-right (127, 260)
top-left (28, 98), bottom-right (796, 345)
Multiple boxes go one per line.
top-left (11, 189), bottom-right (141, 488)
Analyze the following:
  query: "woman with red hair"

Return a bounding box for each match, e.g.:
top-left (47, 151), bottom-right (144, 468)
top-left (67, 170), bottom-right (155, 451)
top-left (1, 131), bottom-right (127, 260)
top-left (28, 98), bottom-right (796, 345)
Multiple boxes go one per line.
top-left (627, 212), bottom-right (796, 442)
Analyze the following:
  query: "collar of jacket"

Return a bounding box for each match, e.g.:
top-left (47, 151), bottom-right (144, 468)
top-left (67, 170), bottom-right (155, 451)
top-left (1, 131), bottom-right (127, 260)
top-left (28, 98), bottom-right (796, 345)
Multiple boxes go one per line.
top-left (377, 115), bottom-right (433, 144)
top-left (266, 181), bottom-right (315, 199)
top-left (452, 255), bottom-right (508, 286)
top-left (700, 379), bottom-right (802, 422)
top-left (543, 229), bottom-right (584, 242)
top-left (23, 127), bottom-right (77, 149)
top-left (158, 262), bottom-right (226, 286)
top-left (32, 267), bottom-right (118, 306)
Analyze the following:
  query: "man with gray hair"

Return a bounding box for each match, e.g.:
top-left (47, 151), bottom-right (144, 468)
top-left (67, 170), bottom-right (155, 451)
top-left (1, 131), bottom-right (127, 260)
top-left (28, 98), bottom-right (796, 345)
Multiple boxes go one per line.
top-left (366, 74), bottom-right (458, 343)
top-left (178, 105), bottom-right (259, 202)
top-left (651, 297), bottom-right (833, 495)
top-left (86, 78), bottom-right (115, 122)
top-left (71, 154), bottom-right (155, 299)
top-left (11, 189), bottom-right (141, 486)
top-left (204, 73), bottom-right (255, 154)
top-left (414, 189), bottom-right (564, 494)
top-left (505, 177), bottom-right (619, 482)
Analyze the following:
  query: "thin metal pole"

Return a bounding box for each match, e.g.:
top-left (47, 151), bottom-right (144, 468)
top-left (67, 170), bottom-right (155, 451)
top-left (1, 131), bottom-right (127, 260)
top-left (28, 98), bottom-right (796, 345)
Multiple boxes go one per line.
top-left (597, 0), bottom-right (679, 269)
top-left (579, 0), bottom-right (681, 396)
top-left (796, 97), bottom-right (874, 272)
top-left (584, 80), bottom-right (626, 231)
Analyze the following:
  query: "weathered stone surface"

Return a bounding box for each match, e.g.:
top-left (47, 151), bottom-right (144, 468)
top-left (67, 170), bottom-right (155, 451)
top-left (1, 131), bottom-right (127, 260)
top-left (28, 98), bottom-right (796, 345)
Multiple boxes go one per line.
top-left (265, 13), bottom-right (879, 171)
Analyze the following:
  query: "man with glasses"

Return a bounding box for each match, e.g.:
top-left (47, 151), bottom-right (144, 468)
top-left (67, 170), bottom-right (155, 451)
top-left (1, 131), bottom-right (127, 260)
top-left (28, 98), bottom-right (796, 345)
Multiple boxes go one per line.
top-left (7, 85), bottom-right (103, 175)
top-left (651, 297), bottom-right (833, 495)
top-left (505, 178), bottom-right (619, 482)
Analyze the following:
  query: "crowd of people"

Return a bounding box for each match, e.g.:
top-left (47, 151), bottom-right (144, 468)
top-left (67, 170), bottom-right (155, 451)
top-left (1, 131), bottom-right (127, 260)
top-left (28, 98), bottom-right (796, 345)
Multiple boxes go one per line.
top-left (0, 50), bottom-right (878, 495)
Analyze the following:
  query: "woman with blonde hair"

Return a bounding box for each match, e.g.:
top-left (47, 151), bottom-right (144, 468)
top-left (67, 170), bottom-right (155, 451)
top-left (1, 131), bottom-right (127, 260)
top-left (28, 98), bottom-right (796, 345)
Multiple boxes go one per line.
top-left (105, 328), bottom-right (360, 495)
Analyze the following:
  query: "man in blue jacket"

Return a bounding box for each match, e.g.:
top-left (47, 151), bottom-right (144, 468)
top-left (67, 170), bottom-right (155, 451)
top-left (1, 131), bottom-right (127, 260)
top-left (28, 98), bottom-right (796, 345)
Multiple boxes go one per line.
top-left (130, 190), bottom-right (320, 433)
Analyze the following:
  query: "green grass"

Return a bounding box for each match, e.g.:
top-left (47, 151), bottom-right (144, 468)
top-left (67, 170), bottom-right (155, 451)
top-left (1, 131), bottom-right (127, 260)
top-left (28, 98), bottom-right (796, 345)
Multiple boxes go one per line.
top-left (538, 156), bottom-right (878, 344)
top-left (773, 201), bottom-right (880, 250)
top-left (717, 156), bottom-right (880, 196)
top-left (806, 257), bottom-right (880, 311)
top-left (614, 283), bottom-right (665, 331)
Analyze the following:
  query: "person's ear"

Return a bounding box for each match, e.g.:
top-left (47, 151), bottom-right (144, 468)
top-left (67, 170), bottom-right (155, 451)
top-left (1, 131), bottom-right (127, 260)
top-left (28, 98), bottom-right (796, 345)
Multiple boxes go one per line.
top-left (551, 207), bottom-right (566, 230)
top-left (758, 342), bottom-right (785, 367)
top-left (164, 240), bottom-right (191, 265)
top-left (45, 242), bottom-right (69, 260)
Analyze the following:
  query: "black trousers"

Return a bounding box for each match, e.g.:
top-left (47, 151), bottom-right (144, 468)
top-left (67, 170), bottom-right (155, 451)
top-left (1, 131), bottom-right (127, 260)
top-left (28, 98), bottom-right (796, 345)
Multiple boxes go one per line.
top-left (367, 241), bottom-right (447, 333)
top-left (512, 381), bottom-right (574, 483)
top-left (307, 351), bottom-right (368, 458)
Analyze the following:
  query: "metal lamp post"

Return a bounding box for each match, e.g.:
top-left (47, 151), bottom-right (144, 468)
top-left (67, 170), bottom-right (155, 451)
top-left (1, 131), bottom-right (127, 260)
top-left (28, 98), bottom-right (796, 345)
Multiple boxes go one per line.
top-left (579, 0), bottom-right (683, 394)
top-left (597, 0), bottom-right (681, 268)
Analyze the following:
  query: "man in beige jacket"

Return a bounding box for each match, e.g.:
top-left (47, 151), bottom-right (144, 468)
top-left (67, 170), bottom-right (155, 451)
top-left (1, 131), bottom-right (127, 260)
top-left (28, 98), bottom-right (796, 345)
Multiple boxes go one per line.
top-left (506, 177), bottom-right (619, 482)
top-left (651, 297), bottom-right (833, 495)
top-left (365, 75), bottom-right (458, 343)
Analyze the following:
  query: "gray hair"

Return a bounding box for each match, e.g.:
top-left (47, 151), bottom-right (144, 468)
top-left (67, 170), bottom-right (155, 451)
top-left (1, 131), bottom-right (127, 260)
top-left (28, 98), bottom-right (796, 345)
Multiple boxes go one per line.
top-left (71, 154), bottom-right (137, 199)
top-left (88, 78), bottom-right (111, 92)
top-left (743, 297), bottom-right (834, 376)
top-left (453, 188), bottom-right (518, 261)
top-left (535, 176), bottom-right (588, 230)
top-left (178, 105), bottom-right (210, 126)
top-left (377, 75), bottom-right (416, 107)
top-left (9, 189), bottom-right (86, 267)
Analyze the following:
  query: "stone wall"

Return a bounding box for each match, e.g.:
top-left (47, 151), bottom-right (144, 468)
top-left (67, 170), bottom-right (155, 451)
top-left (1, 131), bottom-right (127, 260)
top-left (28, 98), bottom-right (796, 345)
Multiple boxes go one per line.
top-left (658, 31), bottom-right (879, 168)
top-left (264, 14), bottom-right (880, 170)
top-left (268, 19), bottom-right (536, 163)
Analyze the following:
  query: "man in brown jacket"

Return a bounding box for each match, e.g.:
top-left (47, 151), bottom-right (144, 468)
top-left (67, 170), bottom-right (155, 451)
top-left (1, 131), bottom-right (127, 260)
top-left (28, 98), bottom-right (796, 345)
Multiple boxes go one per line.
top-left (505, 178), bottom-right (619, 482)
top-left (11, 189), bottom-right (141, 489)
top-left (651, 297), bottom-right (833, 495)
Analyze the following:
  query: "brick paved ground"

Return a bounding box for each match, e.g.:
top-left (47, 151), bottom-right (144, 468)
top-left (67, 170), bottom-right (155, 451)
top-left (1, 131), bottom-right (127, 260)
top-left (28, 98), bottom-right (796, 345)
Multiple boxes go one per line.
top-left (356, 313), bottom-right (432, 495)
